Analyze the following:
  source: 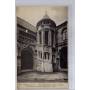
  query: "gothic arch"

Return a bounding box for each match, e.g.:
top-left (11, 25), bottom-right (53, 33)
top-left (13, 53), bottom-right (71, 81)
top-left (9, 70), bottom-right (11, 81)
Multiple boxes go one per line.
top-left (21, 46), bottom-right (34, 70)
top-left (59, 46), bottom-right (68, 69)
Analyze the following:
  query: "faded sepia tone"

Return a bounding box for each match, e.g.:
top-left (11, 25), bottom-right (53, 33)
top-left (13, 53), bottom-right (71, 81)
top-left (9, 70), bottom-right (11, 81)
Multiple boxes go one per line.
top-left (16, 6), bottom-right (68, 26)
top-left (16, 6), bottom-right (68, 89)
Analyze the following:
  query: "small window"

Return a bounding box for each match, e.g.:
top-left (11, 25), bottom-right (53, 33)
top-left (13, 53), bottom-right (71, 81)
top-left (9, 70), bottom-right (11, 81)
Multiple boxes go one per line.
top-left (35, 50), bottom-right (37, 55)
top-left (62, 30), bottom-right (67, 41)
top-left (38, 51), bottom-right (42, 59)
top-left (44, 52), bottom-right (49, 59)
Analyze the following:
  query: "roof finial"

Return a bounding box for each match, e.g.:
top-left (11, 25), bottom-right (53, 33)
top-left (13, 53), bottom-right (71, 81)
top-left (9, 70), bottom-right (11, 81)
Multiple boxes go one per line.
top-left (45, 10), bottom-right (47, 15)
top-left (43, 9), bottom-right (49, 19)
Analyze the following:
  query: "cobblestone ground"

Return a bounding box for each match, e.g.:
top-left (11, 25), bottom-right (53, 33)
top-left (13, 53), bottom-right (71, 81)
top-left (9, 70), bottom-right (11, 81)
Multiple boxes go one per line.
top-left (17, 71), bottom-right (68, 82)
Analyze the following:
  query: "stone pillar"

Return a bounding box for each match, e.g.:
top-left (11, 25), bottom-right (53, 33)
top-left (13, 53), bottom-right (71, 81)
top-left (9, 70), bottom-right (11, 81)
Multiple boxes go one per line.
top-left (37, 31), bottom-right (39, 44)
top-left (43, 30), bottom-right (45, 45)
top-left (53, 29), bottom-right (55, 47)
top-left (42, 30), bottom-right (44, 72)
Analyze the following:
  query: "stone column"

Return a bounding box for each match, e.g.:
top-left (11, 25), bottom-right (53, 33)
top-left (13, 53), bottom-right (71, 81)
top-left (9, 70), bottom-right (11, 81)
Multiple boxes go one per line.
top-left (53, 29), bottom-right (55, 47)
top-left (37, 31), bottom-right (39, 44)
top-left (42, 30), bottom-right (44, 72)
top-left (42, 30), bottom-right (45, 45)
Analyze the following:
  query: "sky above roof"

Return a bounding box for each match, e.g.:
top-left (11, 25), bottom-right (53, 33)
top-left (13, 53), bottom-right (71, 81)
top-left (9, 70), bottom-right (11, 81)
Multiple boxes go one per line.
top-left (16, 6), bottom-right (68, 26)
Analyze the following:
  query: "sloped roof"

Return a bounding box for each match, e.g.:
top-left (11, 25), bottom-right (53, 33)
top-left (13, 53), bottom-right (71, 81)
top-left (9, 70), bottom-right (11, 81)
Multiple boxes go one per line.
top-left (17, 17), bottom-right (37, 32)
top-left (56, 21), bottom-right (67, 30)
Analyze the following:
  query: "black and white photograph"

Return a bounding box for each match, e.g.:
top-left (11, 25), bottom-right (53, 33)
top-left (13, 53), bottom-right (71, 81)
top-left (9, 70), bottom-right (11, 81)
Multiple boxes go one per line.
top-left (16, 6), bottom-right (68, 89)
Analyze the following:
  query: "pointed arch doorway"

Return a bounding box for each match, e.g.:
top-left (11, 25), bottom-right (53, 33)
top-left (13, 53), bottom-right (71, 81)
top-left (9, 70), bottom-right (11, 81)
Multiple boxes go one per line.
top-left (59, 46), bottom-right (68, 69)
top-left (21, 47), bottom-right (33, 71)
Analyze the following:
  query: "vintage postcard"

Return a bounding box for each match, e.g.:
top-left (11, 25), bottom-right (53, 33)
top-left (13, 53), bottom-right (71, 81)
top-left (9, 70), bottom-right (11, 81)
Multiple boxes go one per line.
top-left (16, 6), bottom-right (69, 90)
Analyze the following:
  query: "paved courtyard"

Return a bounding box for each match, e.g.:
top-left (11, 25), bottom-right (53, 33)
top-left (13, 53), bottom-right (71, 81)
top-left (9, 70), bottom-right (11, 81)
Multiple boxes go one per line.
top-left (17, 71), bottom-right (68, 82)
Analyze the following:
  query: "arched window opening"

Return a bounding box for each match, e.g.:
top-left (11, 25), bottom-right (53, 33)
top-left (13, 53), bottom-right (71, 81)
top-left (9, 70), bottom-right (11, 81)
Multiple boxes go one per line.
top-left (62, 30), bottom-right (67, 41)
top-left (45, 31), bottom-right (48, 45)
top-left (39, 31), bottom-right (42, 44)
